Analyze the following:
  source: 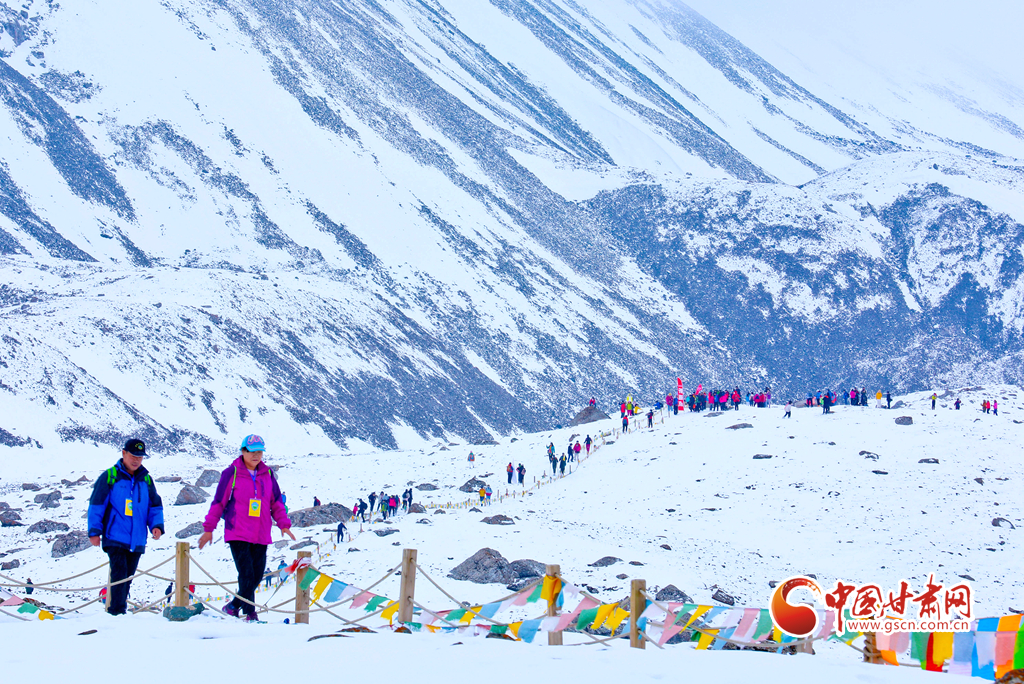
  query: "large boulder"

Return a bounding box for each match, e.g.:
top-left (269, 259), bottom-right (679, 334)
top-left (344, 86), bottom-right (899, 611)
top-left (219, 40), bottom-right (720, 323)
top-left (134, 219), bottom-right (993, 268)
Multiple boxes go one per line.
top-left (174, 485), bottom-right (208, 506)
top-left (459, 477), bottom-right (488, 493)
top-left (656, 584), bottom-right (693, 603)
top-left (51, 531), bottom-right (92, 558)
top-left (21, 483), bottom-right (41, 491)
top-left (0, 509), bottom-right (22, 523)
top-left (895, 416), bottom-right (914, 426)
top-left (509, 559), bottom-right (546, 579)
top-left (34, 490), bottom-right (62, 504)
top-left (588, 556), bottom-right (621, 567)
top-left (27, 519), bottom-right (70, 534)
top-left (481, 514), bottom-right (514, 525)
top-left (415, 483), bottom-right (438, 491)
top-left (174, 522), bottom-right (205, 539)
top-left (288, 503), bottom-right (352, 528)
top-left (448, 548), bottom-right (514, 584)
top-left (195, 469), bottom-right (221, 488)
top-left (155, 476), bottom-right (182, 483)
top-left (408, 503), bottom-right (426, 514)
top-left (569, 405), bottom-right (610, 427)
top-left (373, 528), bottom-right (399, 537)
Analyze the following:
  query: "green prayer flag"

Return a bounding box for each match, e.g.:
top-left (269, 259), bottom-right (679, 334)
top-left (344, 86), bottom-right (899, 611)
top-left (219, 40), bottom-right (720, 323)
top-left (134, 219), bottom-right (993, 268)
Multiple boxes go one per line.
top-left (910, 631), bottom-right (930, 666)
top-left (1014, 630), bottom-right (1024, 669)
top-left (298, 569), bottom-right (320, 592)
top-left (527, 583), bottom-right (543, 603)
top-left (490, 625), bottom-right (508, 635)
top-left (17, 603), bottom-right (38, 614)
top-left (366, 595), bottom-right (389, 612)
top-left (576, 607), bottom-right (599, 630)
top-left (447, 608), bottom-right (467, 622)
top-left (673, 604), bottom-right (697, 625)
top-left (751, 609), bottom-right (775, 640)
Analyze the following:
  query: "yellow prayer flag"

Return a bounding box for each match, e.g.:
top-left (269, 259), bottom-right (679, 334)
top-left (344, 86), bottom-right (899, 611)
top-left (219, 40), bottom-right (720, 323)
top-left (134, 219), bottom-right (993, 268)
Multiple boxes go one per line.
top-left (772, 625), bottom-right (782, 643)
top-left (509, 621), bottom-right (522, 638)
top-left (460, 607), bottom-right (480, 624)
top-left (540, 575), bottom-right (555, 603)
top-left (696, 629), bottom-right (719, 650)
top-left (592, 603), bottom-right (616, 630)
top-left (683, 605), bottom-right (712, 629)
top-left (380, 600), bottom-right (401, 622)
top-left (311, 573), bottom-right (333, 604)
top-left (604, 607), bottom-right (630, 633)
top-left (38, 610), bottom-right (54, 621)
top-left (931, 632), bottom-right (954, 668)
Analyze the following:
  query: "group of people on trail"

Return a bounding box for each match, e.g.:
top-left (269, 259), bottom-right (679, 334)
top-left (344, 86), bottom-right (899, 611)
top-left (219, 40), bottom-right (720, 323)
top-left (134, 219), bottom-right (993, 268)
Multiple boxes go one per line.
top-left (477, 484), bottom-right (493, 504)
top-left (981, 399), bottom-right (998, 415)
top-left (506, 462), bottom-right (527, 485)
top-left (353, 489), bottom-right (414, 523)
top-left (87, 434), bottom-right (296, 621)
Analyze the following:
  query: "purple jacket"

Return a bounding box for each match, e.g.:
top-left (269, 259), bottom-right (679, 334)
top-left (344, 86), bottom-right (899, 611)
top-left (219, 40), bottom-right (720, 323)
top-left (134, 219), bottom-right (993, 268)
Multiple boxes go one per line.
top-left (202, 457), bottom-right (291, 545)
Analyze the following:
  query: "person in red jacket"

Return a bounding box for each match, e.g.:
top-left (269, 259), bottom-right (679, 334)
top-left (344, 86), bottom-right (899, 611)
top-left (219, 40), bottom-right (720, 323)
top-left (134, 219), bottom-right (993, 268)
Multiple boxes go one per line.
top-left (199, 434), bottom-right (295, 621)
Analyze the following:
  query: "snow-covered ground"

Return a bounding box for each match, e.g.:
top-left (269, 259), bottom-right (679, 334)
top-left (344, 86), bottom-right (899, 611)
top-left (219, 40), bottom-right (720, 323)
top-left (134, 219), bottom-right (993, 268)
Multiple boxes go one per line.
top-left (1, 385), bottom-right (1021, 681)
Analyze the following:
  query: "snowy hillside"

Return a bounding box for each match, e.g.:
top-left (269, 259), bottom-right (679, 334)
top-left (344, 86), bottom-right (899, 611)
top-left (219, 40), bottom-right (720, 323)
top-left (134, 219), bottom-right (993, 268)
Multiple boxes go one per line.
top-left (1, 389), bottom-right (1022, 681)
top-left (0, 0), bottom-right (1022, 451)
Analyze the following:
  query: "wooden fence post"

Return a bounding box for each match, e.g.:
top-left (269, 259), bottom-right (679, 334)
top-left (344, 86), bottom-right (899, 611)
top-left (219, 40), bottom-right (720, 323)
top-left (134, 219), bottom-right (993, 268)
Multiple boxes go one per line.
top-left (863, 632), bottom-right (882, 663)
top-left (295, 550), bottom-right (312, 624)
top-left (630, 579), bottom-right (646, 649)
top-left (546, 564), bottom-right (562, 646)
top-left (398, 548), bottom-right (417, 624)
top-left (174, 541), bottom-right (190, 607)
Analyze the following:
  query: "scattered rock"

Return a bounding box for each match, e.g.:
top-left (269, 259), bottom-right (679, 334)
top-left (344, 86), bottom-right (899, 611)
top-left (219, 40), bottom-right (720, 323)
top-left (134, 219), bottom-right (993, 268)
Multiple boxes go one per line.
top-left (469, 507), bottom-right (483, 513)
top-left (894, 416), bottom-right (914, 426)
top-left (1, 518), bottom-right (23, 527)
top-left (481, 515), bottom-right (515, 525)
top-left (289, 503), bottom-right (352, 528)
top-left (705, 412), bottom-right (724, 418)
top-left (891, 400), bottom-right (906, 409)
top-left (155, 476), bottom-right (182, 483)
top-left (616, 573), bottom-right (628, 580)
top-left (195, 469), bottom-right (221, 488)
top-left (27, 520), bottom-right (70, 534)
top-left (347, 548), bottom-right (360, 553)
top-left (726, 423), bottom-right (753, 430)
top-left (51, 531), bottom-right (91, 558)
top-left (34, 490), bottom-right (61, 504)
top-left (604, 441), bottom-right (615, 445)
top-left (993, 518), bottom-right (1016, 529)
top-left (448, 548), bottom-right (513, 584)
top-left (163, 603), bottom-right (205, 622)
top-left (290, 540), bottom-right (319, 549)
top-left (629, 561), bottom-right (644, 566)
top-left (173, 485), bottom-right (208, 506)
top-left (588, 556), bottom-right (621, 567)
top-left (416, 518), bottom-right (432, 525)
top-left (872, 470), bottom-right (889, 475)
top-left (1, 559), bottom-right (20, 570)
top-left (505, 577), bottom-right (536, 591)
top-left (959, 574), bottom-right (976, 581)
top-left (752, 454), bottom-right (772, 460)
top-left (569, 405), bottom-right (610, 427)
top-left (21, 483), bottom-right (41, 491)
top-left (41, 501), bottom-right (60, 510)
top-left (416, 483), bottom-right (438, 491)
top-left (60, 476), bottom-right (90, 487)
top-left (471, 437), bottom-right (499, 446)
top-left (919, 458), bottom-right (939, 464)
top-left (0, 510), bottom-right (22, 523)
top-left (174, 522), bottom-right (204, 539)
top-left (975, 478), bottom-right (984, 485)
top-left (409, 503), bottom-right (426, 514)
top-left (656, 584), bottom-right (693, 603)
top-left (860, 451), bottom-right (880, 460)
top-left (373, 528), bottom-right (399, 537)
top-left (459, 478), bottom-right (488, 493)
top-left (660, 544), bottom-right (671, 550)
top-left (0, 503), bottom-right (8, 511)
top-left (712, 589), bottom-right (736, 605)
top-left (508, 559), bottom-right (546, 579)
top-left (433, 509), bottom-right (446, 515)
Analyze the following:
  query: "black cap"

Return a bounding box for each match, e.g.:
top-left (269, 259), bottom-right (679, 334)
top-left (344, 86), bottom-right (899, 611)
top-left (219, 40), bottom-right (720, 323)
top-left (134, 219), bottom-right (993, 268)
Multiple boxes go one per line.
top-left (123, 439), bottom-right (147, 457)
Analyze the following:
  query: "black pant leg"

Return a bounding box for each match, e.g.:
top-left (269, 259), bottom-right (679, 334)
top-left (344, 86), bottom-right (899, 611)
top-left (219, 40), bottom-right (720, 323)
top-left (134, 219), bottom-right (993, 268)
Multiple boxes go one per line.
top-left (229, 541), bottom-right (268, 616)
top-left (106, 548), bottom-right (142, 615)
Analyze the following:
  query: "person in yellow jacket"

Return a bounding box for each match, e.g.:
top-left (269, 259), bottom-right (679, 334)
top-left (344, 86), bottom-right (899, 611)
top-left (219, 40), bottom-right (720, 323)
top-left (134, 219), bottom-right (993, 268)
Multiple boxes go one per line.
top-left (875, 390), bottom-right (883, 408)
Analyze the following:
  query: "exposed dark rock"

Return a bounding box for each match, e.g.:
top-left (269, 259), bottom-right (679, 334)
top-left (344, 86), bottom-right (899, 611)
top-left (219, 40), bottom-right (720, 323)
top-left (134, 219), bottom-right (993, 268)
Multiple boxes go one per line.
top-left (289, 503), bottom-right (352, 528)
top-left (174, 522), bottom-right (204, 539)
top-left (959, 574), bottom-right (976, 581)
top-left (27, 519), bottom-right (69, 534)
top-left (21, 483), bottom-right (41, 491)
top-left (705, 412), bottom-right (724, 418)
top-left (41, 501), bottom-right (61, 509)
top-left (1, 559), bottom-right (20, 570)
top-left (433, 509), bottom-right (445, 514)
top-left (993, 517), bottom-right (1016, 529)
top-left (505, 577), bottom-right (536, 592)
top-left (589, 556), bottom-right (621, 567)
top-left (415, 518), bottom-right (431, 525)
top-left (373, 528), bottom-right (399, 537)
top-left (629, 561), bottom-right (644, 566)
top-left (919, 458), bottom-right (939, 464)
top-left (155, 476), bottom-right (182, 483)
top-left (448, 548), bottom-right (513, 584)
top-left (409, 503), bottom-right (426, 514)
top-left (472, 437), bottom-right (499, 445)
top-left (752, 454), bottom-right (772, 460)
top-left (569, 405), bottom-right (610, 426)
top-left (60, 476), bottom-right (90, 487)
top-left (894, 416), bottom-right (914, 425)
top-left (51, 531), bottom-right (91, 558)
top-left (162, 603), bottom-right (205, 621)
top-left (725, 423), bottom-right (753, 430)
top-left (509, 559), bottom-right (546, 578)
top-left (459, 477), bottom-right (488, 493)
top-left (416, 483), bottom-right (438, 491)
top-left (481, 514), bottom-right (514, 525)
top-left (656, 584), bottom-right (693, 603)
top-left (173, 485), bottom-right (208, 506)
top-left (712, 589), bottom-right (736, 605)
top-left (872, 470), bottom-right (889, 475)
top-left (616, 573), bottom-right (628, 579)
top-left (469, 507), bottom-right (483, 513)
top-left (861, 451), bottom-right (880, 460)
top-left (195, 469), bottom-right (220, 488)
top-left (0, 503), bottom-right (8, 511)
top-left (1, 518), bottom-right (23, 527)
top-left (660, 544), bottom-right (671, 550)
top-left (290, 540), bottom-right (319, 549)
top-left (975, 478), bottom-right (985, 485)
top-left (0, 509), bottom-right (22, 523)
top-left (34, 490), bottom-right (61, 504)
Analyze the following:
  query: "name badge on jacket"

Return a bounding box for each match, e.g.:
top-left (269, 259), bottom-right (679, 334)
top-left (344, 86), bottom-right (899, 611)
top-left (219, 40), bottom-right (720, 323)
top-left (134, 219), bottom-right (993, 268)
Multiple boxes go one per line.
top-left (249, 499), bottom-right (262, 517)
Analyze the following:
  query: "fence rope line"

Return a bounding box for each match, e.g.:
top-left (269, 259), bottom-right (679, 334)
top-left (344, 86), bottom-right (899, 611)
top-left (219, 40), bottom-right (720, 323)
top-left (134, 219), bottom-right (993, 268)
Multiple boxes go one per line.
top-left (0, 555), bottom-right (174, 594)
top-left (56, 595), bottom-right (105, 615)
top-left (413, 563), bottom-right (513, 629)
top-left (0, 606), bottom-right (31, 621)
top-left (0, 561), bottom-right (110, 589)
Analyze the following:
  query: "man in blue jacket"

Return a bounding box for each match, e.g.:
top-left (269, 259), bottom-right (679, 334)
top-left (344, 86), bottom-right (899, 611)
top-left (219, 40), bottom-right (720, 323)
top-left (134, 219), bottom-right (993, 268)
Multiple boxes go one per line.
top-left (88, 439), bottom-right (165, 615)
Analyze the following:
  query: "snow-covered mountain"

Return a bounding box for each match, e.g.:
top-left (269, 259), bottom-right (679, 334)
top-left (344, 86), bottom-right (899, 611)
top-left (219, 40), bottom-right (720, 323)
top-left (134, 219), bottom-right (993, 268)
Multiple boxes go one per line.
top-left (0, 0), bottom-right (1021, 452)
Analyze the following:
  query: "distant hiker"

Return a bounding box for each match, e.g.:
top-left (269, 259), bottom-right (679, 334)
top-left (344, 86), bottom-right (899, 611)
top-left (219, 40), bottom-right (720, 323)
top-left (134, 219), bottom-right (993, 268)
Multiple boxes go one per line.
top-left (550, 453), bottom-right (557, 475)
top-left (886, 391), bottom-right (892, 409)
top-left (198, 434), bottom-right (295, 622)
top-left (646, 409), bottom-right (654, 427)
top-left (584, 435), bottom-right (592, 454)
top-left (264, 569), bottom-right (273, 588)
top-left (368, 492), bottom-right (377, 514)
top-left (337, 519), bottom-right (347, 543)
top-left (993, 400), bottom-right (998, 416)
top-left (468, 451), bottom-right (475, 463)
top-left (517, 464), bottom-right (525, 485)
top-left (784, 401), bottom-right (792, 419)
top-left (573, 441), bottom-right (582, 459)
top-left (559, 454), bottom-right (567, 476)
top-left (589, 397), bottom-right (596, 406)
top-left (88, 439), bottom-right (165, 616)
top-left (875, 390), bottom-right (883, 408)
top-left (485, 485), bottom-right (492, 504)
top-left (954, 397), bottom-right (961, 410)
top-left (479, 487), bottom-right (486, 504)
top-left (620, 402), bottom-right (626, 418)
top-left (507, 462), bottom-right (514, 484)
top-left (277, 560), bottom-right (287, 586)
top-left (165, 582), bottom-right (173, 604)
top-left (357, 498), bottom-right (368, 522)
top-left (931, 393), bottom-right (938, 410)
top-left (313, 496), bottom-right (321, 507)
top-left (25, 579), bottom-right (33, 595)
top-left (822, 393), bottom-right (832, 414)
top-left (860, 389), bottom-right (867, 407)
top-left (622, 415), bottom-right (629, 432)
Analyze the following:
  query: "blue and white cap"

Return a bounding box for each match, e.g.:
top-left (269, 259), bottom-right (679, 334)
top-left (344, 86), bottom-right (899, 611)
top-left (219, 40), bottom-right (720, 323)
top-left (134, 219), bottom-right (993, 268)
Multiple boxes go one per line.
top-left (240, 434), bottom-right (265, 451)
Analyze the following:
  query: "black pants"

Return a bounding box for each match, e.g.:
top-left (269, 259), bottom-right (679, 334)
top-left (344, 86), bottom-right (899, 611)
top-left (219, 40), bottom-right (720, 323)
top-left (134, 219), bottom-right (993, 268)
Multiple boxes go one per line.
top-left (228, 541), bottom-right (267, 617)
top-left (106, 547), bottom-right (142, 615)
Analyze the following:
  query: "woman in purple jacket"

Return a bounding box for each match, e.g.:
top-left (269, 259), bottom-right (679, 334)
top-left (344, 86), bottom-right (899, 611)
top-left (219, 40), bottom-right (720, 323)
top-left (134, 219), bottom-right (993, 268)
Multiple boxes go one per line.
top-left (199, 434), bottom-right (295, 621)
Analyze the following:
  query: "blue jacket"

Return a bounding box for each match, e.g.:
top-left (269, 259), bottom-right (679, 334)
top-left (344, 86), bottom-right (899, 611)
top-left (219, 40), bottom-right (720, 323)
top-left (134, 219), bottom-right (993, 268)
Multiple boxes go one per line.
top-left (88, 461), bottom-right (164, 553)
